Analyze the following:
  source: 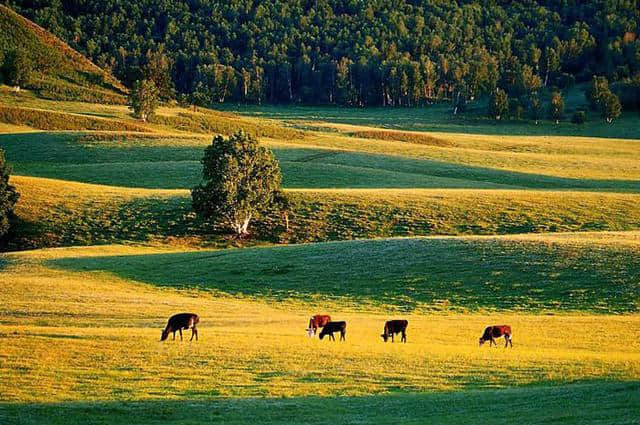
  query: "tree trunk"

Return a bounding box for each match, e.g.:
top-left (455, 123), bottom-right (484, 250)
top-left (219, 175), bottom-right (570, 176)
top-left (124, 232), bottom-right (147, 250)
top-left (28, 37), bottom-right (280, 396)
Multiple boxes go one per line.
top-left (232, 214), bottom-right (252, 237)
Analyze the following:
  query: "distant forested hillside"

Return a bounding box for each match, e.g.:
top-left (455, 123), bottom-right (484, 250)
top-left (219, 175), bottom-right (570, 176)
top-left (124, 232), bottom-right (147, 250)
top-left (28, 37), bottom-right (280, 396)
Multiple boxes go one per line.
top-left (5, 1), bottom-right (640, 107)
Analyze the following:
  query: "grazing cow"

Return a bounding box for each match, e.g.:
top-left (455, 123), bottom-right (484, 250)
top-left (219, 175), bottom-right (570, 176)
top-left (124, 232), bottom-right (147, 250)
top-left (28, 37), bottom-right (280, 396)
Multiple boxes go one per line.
top-left (319, 321), bottom-right (346, 341)
top-left (161, 313), bottom-right (199, 342)
top-left (381, 319), bottom-right (408, 343)
top-left (479, 325), bottom-right (512, 348)
top-left (306, 314), bottom-right (331, 336)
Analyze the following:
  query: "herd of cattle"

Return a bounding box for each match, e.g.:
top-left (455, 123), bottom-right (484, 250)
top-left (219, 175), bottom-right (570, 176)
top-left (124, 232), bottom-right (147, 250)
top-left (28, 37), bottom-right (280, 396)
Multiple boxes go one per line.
top-left (161, 313), bottom-right (514, 347)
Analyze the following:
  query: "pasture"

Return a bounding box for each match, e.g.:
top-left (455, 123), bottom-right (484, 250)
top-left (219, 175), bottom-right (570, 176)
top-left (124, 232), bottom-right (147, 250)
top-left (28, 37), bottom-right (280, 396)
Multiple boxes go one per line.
top-left (1, 90), bottom-right (639, 424)
top-left (0, 242), bottom-right (639, 424)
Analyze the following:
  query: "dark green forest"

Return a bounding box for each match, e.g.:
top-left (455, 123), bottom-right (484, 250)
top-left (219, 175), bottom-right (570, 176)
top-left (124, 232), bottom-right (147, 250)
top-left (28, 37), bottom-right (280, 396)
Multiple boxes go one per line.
top-left (5, 0), bottom-right (640, 109)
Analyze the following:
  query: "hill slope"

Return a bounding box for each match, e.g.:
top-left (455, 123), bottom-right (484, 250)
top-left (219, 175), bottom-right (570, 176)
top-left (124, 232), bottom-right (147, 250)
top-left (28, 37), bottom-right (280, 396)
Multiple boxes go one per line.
top-left (0, 5), bottom-right (126, 103)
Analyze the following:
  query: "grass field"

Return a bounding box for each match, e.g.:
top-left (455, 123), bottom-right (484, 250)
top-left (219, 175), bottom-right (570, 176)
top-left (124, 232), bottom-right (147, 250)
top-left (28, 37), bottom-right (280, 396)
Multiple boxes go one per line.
top-left (2, 382), bottom-right (639, 425)
top-left (2, 88), bottom-right (640, 424)
top-left (0, 241), bottom-right (639, 422)
top-left (223, 94), bottom-right (640, 139)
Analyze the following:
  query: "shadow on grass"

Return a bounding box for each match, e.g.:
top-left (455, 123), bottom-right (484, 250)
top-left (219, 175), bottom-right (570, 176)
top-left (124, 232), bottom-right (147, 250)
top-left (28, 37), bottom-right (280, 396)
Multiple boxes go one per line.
top-left (1, 133), bottom-right (639, 191)
top-left (48, 237), bottom-right (640, 312)
top-left (1, 381), bottom-right (638, 425)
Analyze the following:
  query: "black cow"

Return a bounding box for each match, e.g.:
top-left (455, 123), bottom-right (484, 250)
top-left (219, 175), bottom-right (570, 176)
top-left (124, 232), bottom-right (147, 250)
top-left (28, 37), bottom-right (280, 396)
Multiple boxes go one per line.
top-left (319, 321), bottom-right (346, 341)
top-left (381, 319), bottom-right (408, 343)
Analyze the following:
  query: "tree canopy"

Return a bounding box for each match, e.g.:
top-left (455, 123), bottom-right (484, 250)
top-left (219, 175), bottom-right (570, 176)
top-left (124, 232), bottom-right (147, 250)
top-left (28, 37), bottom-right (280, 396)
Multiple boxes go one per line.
top-left (8, 1), bottom-right (640, 108)
top-left (130, 79), bottom-right (159, 121)
top-left (192, 131), bottom-right (283, 237)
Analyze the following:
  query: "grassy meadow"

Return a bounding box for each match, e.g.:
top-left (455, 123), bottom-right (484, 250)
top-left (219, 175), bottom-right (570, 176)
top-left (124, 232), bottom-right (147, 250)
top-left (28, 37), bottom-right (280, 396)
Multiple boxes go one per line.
top-left (1, 87), bottom-right (640, 424)
top-left (0, 242), bottom-right (639, 423)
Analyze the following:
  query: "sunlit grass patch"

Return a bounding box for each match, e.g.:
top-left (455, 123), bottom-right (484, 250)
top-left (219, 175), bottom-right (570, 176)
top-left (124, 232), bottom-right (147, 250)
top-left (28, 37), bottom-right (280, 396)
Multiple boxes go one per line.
top-left (0, 245), bottom-right (639, 404)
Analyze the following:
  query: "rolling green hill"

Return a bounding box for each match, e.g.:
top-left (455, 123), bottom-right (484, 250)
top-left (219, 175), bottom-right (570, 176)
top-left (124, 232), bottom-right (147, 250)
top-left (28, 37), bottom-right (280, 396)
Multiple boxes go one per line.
top-left (0, 5), bottom-right (126, 103)
top-left (49, 232), bottom-right (640, 313)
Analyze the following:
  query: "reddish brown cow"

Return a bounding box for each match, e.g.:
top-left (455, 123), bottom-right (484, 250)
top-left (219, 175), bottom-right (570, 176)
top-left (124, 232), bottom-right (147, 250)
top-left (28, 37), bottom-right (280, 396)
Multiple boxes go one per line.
top-left (161, 313), bottom-right (199, 342)
top-left (479, 325), bottom-right (512, 348)
top-left (307, 314), bottom-right (331, 336)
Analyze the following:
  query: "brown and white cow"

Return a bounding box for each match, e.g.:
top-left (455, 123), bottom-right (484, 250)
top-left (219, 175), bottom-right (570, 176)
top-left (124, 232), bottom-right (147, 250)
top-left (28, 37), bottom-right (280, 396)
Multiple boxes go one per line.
top-left (381, 319), bottom-right (408, 343)
top-left (479, 325), bottom-right (512, 348)
top-left (306, 314), bottom-right (331, 337)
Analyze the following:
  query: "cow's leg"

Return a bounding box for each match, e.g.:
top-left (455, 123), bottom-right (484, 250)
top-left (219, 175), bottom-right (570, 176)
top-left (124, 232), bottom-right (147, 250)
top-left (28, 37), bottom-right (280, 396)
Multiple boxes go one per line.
top-left (190, 326), bottom-right (197, 341)
top-left (391, 333), bottom-right (394, 343)
top-left (402, 331), bottom-right (406, 343)
top-left (490, 337), bottom-right (496, 347)
top-left (172, 331), bottom-right (176, 340)
top-left (179, 328), bottom-right (183, 341)
top-left (507, 334), bottom-right (512, 348)
top-left (340, 330), bottom-right (345, 341)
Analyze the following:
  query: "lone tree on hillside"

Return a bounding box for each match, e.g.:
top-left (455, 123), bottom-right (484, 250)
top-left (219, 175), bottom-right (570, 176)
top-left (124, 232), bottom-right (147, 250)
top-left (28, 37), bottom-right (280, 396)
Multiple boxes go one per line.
top-left (600, 91), bottom-right (621, 123)
top-left (0, 148), bottom-right (19, 239)
top-left (2, 49), bottom-right (33, 89)
top-left (130, 79), bottom-right (159, 122)
top-left (548, 90), bottom-right (564, 123)
top-left (192, 131), bottom-right (284, 237)
top-left (488, 88), bottom-right (508, 120)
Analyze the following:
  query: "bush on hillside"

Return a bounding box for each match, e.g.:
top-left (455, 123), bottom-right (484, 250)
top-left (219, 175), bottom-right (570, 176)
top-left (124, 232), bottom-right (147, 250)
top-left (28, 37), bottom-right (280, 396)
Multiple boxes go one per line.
top-left (2, 48), bottom-right (33, 88)
top-left (0, 148), bottom-right (19, 239)
top-left (571, 110), bottom-right (587, 124)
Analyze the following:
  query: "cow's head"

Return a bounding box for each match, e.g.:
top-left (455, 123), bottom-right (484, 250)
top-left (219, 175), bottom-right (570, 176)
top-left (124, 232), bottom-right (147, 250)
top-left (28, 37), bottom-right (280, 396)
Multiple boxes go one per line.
top-left (161, 327), bottom-right (171, 341)
top-left (381, 333), bottom-right (389, 342)
top-left (306, 328), bottom-right (314, 338)
top-left (479, 337), bottom-right (485, 347)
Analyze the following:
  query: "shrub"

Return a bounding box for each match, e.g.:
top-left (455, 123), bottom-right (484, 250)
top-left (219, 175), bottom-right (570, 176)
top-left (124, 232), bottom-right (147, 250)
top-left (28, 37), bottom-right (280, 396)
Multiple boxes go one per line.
top-left (571, 110), bottom-right (587, 124)
top-left (0, 148), bottom-right (19, 238)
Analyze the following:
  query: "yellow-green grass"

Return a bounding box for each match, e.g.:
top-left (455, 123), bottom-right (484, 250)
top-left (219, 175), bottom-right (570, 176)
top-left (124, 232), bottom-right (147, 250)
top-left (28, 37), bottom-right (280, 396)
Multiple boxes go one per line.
top-left (8, 176), bottom-right (640, 250)
top-left (47, 231), bottom-right (640, 313)
top-left (0, 90), bottom-right (301, 139)
top-left (225, 100), bottom-right (640, 139)
top-left (0, 244), bottom-right (638, 423)
top-left (2, 132), bottom-right (640, 192)
top-left (278, 131), bottom-right (640, 183)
